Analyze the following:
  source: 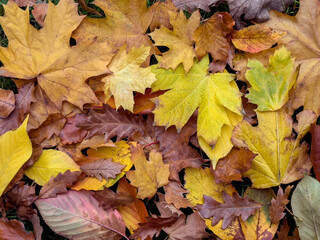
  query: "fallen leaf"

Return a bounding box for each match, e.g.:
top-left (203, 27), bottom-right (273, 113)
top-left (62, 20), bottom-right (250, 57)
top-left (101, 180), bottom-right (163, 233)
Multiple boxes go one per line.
top-left (102, 45), bottom-right (157, 111)
top-left (164, 181), bottom-right (192, 209)
top-left (9, 0), bottom-right (35, 7)
top-left (197, 191), bottom-right (261, 229)
top-left (269, 185), bottom-right (293, 224)
top-left (0, 117), bottom-right (31, 196)
top-left (39, 170), bottom-right (81, 199)
top-left (292, 175), bottom-right (320, 240)
top-left (76, 104), bottom-right (145, 143)
top-left (311, 124), bottom-right (320, 182)
top-left (149, 11), bottom-right (200, 72)
top-left (172, 0), bottom-right (213, 12)
top-left (276, 217), bottom-right (300, 240)
top-left (0, 89), bottom-right (15, 118)
top-left (264, 0), bottom-right (320, 114)
top-left (212, 147), bottom-right (256, 184)
top-left (32, 3), bottom-right (48, 27)
top-left (59, 114), bottom-right (87, 145)
top-left (0, 219), bottom-right (35, 240)
top-left (231, 25), bottom-right (284, 53)
top-left (73, 0), bottom-right (156, 50)
top-left (156, 193), bottom-right (182, 218)
top-left (24, 149), bottom-right (80, 186)
top-left (245, 46), bottom-right (296, 111)
top-left (232, 109), bottom-right (312, 188)
top-left (150, 0), bottom-right (178, 31)
top-left (0, 0), bottom-right (114, 109)
top-left (126, 144), bottom-right (170, 199)
top-left (80, 158), bottom-right (125, 181)
top-left (35, 190), bottom-right (127, 240)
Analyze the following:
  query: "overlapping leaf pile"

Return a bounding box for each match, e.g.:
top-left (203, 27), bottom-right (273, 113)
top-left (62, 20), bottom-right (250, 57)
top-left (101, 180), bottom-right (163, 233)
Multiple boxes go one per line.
top-left (0, 0), bottom-right (319, 239)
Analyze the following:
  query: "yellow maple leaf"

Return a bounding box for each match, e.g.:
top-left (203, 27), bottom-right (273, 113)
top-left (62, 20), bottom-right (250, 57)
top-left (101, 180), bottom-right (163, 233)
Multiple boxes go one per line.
top-left (0, 0), bottom-right (114, 109)
top-left (149, 11), bottom-right (200, 72)
top-left (0, 116), bottom-right (32, 196)
top-left (232, 109), bottom-right (315, 188)
top-left (25, 149), bottom-right (80, 186)
top-left (73, 0), bottom-right (156, 50)
top-left (152, 54), bottom-right (242, 146)
top-left (103, 45), bottom-right (157, 112)
top-left (263, 0), bottom-right (320, 114)
top-left (246, 47), bottom-right (296, 111)
top-left (126, 144), bottom-right (170, 199)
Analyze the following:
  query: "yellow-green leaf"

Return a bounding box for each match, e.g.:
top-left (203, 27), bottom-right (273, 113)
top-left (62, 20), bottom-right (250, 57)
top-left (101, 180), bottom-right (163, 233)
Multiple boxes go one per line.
top-left (25, 149), bottom-right (80, 186)
top-left (0, 117), bottom-right (32, 196)
top-left (152, 54), bottom-right (242, 146)
top-left (245, 47), bottom-right (296, 111)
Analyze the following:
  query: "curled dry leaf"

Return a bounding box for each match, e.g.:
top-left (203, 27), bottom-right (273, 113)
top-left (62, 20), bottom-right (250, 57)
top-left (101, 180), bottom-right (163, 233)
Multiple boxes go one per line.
top-left (0, 89), bottom-right (15, 118)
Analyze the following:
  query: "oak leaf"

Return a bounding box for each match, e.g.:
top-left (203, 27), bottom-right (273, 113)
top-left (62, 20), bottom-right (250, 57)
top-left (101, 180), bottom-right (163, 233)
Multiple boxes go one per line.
top-left (311, 124), bottom-right (320, 182)
top-left (269, 185), bottom-right (293, 224)
top-left (149, 11), bottom-right (200, 72)
top-left (152, 55), bottom-right (242, 147)
top-left (0, 0), bottom-right (114, 109)
top-left (0, 219), bottom-right (35, 240)
top-left (73, 0), bottom-right (156, 50)
top-left (103, 45), bottom-right (157, 111)
top-left (80, 158), bottom-right (125, 181)
top-left (264, 0), bottom-right (320, 114)
top-left (0, 89), bottom-right (15, 118)
top-left (197, 192), bottom-right (261, 229)
top-left (126, 144), bottom-right (170, 199)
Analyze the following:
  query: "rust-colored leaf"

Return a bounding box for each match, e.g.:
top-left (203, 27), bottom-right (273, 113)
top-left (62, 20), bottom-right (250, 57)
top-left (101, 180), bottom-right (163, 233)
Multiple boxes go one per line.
top-left (311, 124), bottom-right (320, 182)
top-left (0, 219), bottom-right (35, 240)
top-left (0, 89), bottom-right (15, 119)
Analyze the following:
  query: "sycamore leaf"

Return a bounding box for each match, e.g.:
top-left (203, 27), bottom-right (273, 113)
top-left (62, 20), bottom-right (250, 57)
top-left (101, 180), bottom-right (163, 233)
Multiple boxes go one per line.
top-left (0, 116), bottom-right (31, 196)
top-left (76, 104), bottom-right (145, 143)
top-left (102, 45), bottom-right (157, 111)
top-left (197, 192), bottom-right (261, 230)
top-left (152, 55), bottom-right (242, 146)
top-left (72, 0), bottom-right (156, 50)
top-left (232, 109), bottom-right (312, 188)
top-left (80, 158), bottom-right (125, 181)
top-left (24, 149), bottom-right (80, 186)
top-left (72, 141), bottom-right (132, 190)
top-left (269, 185), bottom-right (293, 224)
top-left (35, 190), bottom-right (127, 240)
top-left (0, 219), bottom-right (35, 240)
top-left (292, 175), bottom-right (320, 240)
top-left (0, 0), bottom-right (114, 109)
top-left (0, 89), bottom-right (15, 118)
top-left (192, 12), bottom-right (234, 61)
top-left (246, 47), bottom-right (295, 111)
top-left (231, 25), bottom-right (284, 53)
top-left (311, 124), bottom-right (320, 181)
top-left (126, 144), bottom-right (170, 199)
top-left (264, 0), bottom-right (320, 114)
top-left (149, 11), bottom-right (200, 72)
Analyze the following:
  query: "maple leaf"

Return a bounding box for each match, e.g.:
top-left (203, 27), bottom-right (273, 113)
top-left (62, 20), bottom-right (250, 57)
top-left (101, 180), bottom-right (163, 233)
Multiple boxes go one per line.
top-left (80, 158), bottom-right (125, 181)
top-left (152, 55), bottom-right (242, 146)
top-left (102, 45), bottom-right (157, 111)
top-left (0, 219), bottom-right (35, 240)
top-left (232, 109), bottom-right (312, 188)
top-left (311, 124), bottom-right (320, 182)
top-left (73, 0), bottom-right (156, 50)
top-left (231, 25), bottom-right (284, 53)
top-left (0, 0), bottom-right (114, 110)
top-left (126, 144), bottom-right (170, 199)
top-left (263, 0), bottom-right (320, 115)
top-left (269, 185), bottom-right (293, 224)
top-left (149, 11), bottom-right (200, 72)
top-left (0, 89), bottom-right (15, 118)
top-left (0, 117), bottom-right (32, 196)
top-left (150, 0), bottom-right (178, 31)
top-left (76, 104), bottom-right (146, 143)
top-left (245, 47), bottom-right (296, 111)
top-left (197, 192), bottom-right (261, 229)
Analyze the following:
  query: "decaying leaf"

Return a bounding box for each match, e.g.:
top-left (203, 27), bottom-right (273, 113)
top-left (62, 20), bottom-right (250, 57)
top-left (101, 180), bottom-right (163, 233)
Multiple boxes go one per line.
top-left (172, 0), bottom-right (213, 12)
top-left (0, 89), bottom-right (15, 118)
top-left (0, 219), bottom-right (35, 240)
top-left (269, 185), bottom-right (293, 224)
top-left (126, 144), bottom-right (170, 199)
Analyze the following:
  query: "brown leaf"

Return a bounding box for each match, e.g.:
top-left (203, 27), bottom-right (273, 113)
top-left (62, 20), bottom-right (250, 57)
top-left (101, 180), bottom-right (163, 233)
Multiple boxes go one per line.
top-left (212, 147), bottom-right (256, 184)
top-left (156, 193), bottom-right (182, 218)
top-left (80, 158), bottom-right (125, 181)
top-left (163, 213), bottom-right (209, 240)
top-left (76, 104), bottom-right (146, 142)
top-left (131, 216), bottom-right (178, 240)
top-left (29, 214), bottom-right (43, 240)
top-left (197, 191), bottom-right (261, 229)
top-left (94, 188), bottom-right (135, 210)
top-left (164, 181), bottom-right (193, 209)
top-left (242, 94), bottom-right (258, 125)
top-left (32, 3), bottom-right (48, 27)
top-left (269, 185), bottom-right (293, 224)
top-left (39, 170), bottom-right (81, 199)
top-left (5, 182), bottom-right (37, 219)
top-left (0, 88), bottom-right (15, 118)
top-left (311, 124), bottom-right (320, 182)
top-left (59, 114), bottom-right (87, 145)
top-left (150, 0), bottom-right (178, 31)
top-left (172, 0), bottom-right (213, 12)
top-left (276, 217), bottom-right (301, 240)
top-left (0, 219), bottom-right (35, 240)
